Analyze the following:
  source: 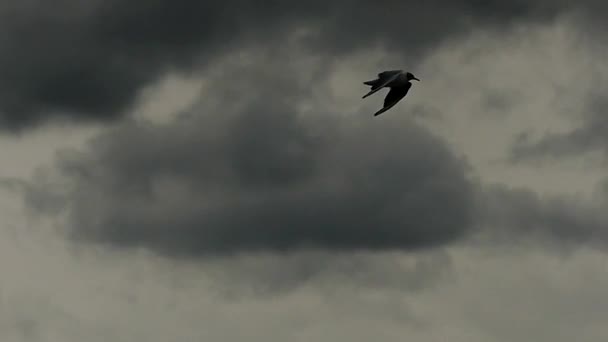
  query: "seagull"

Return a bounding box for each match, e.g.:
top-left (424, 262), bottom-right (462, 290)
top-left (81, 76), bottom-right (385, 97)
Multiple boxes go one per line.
top-left (362, 70), bottom-right (420, 116)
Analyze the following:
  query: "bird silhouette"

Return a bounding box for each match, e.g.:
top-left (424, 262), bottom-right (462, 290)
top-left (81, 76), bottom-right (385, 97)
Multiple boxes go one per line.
top-left (362, 70), bottom-right (420, 116)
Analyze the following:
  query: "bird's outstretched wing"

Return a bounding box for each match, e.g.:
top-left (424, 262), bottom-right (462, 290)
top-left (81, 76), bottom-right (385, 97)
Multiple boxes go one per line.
top-left (383, 84), bottom-right (411, 107)
top-left (373, 84), bottom-right (412, 116)
top-left (378, 70), bottom-right (403, 80)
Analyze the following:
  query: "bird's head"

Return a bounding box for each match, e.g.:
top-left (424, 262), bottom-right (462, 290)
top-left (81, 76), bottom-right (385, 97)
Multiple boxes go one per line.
top-left (406, 72), bottom-right (420, 81)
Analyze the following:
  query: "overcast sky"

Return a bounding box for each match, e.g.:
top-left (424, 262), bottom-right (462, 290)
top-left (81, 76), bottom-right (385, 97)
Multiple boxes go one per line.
top-left (2, 1), bottom-right (608, 341)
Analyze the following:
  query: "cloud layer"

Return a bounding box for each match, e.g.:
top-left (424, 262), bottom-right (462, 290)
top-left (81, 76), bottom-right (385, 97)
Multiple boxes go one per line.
top-left (5, 3), bottom-right (608, 341)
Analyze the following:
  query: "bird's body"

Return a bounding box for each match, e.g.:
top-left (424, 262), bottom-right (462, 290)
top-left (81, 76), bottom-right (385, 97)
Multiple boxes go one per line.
top-left (362, 70), bottom-right (419, 116)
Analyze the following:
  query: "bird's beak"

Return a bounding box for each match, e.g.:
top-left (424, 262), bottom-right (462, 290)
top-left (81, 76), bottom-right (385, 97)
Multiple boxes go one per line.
top-left (413, 77), bottom-right (420, 81)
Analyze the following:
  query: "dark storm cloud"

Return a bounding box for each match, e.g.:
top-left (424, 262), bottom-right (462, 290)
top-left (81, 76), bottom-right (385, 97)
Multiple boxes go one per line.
top-left (25, 60), bottom-right (476, 257)
top-left (0, 0), bottom-right (599, 130)
top-left (510, 93), bottom-right (608, 162)
top-left (42, 116), bottom-right (475, 257)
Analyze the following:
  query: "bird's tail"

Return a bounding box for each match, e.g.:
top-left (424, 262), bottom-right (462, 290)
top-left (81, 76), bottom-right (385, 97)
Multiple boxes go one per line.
top-left (363, 79), bottom-right (379, 87)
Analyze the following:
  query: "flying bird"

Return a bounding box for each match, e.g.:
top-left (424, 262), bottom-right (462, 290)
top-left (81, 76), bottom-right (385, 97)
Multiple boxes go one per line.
top-left (362, 70), bottom-right (420, 116)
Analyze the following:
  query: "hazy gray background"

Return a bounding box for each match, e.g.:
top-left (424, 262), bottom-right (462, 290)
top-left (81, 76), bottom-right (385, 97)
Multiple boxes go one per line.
top-left (1, 1), bottom-right (608, 341)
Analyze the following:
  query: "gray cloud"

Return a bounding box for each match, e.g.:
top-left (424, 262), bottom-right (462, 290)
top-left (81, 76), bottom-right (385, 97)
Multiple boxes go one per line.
top-left (0, 0), bottom-right (601, 130)
top-left (475, 183), bottom-right (608, 251)
top-left (510, 92), bottom-right (608, 162)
